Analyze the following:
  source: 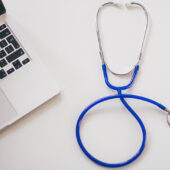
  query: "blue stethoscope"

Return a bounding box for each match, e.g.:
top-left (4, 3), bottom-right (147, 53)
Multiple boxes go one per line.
top-left (76, 2), bottom-right (170, 168)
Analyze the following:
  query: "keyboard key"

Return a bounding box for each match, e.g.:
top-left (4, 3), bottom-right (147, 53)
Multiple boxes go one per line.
top-left (5, 45), bottom-right (14, 54)
top-left (0, 24), bottom-right (6, 31)
top-left (0, 39), bottom-right (7, 48)
top-left (0, 1), bottom-right (6, 15)
top-left (6, 48), bottom-right (24, 63)
top-left (6, 35), bottom-right (20, 49)
top-left (12, 60), bottom-right (22, 70)
top-left (0, 59), bottom-right (7, 67)
top-left (0, 69), bottom-right (7, 79)
top-left (22, 58), bottom-right (30, 65)
top-left (0, 50), bottom-right (6, 58)
top-left (7, 68), bottom-right (15, 74)
top-left (0, 28), bottom-right (11, 39)
top-left (6, 35), bottom-right (14, 43)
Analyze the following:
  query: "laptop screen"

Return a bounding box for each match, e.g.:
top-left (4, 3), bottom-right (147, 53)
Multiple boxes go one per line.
top-left (0, 0), bottom-right (6, 15)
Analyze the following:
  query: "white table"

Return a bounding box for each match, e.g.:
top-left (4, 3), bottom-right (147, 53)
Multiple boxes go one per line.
top-left (1, 0), bottom-right (170, 169)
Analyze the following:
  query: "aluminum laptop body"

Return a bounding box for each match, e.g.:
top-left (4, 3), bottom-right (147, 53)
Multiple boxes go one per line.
top-left (0, 1), bottom-right (60, 130)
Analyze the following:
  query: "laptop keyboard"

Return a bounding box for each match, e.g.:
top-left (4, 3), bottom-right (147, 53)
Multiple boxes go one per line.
top-left (0, 23), bottom-right (31, 79)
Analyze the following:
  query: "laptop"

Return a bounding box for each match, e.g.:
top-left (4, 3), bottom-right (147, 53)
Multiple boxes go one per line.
top-left (0, 1), bottom-right (60, 130)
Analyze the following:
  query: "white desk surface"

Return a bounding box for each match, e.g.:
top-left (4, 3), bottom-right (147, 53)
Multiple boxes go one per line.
top-left (1, 0), bottom-right (170, 169)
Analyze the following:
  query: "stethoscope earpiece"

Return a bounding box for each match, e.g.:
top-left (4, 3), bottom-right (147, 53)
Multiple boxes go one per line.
top-left (96, 2), bottom-right (148, 75)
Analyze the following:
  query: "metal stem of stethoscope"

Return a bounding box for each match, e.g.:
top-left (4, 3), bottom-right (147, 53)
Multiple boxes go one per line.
top-left (96, 2), bottom-right (149, 75)
top-left (76, 2), bottom-right (170, 168)
top-left (166, 109), bottom-right (170, 126)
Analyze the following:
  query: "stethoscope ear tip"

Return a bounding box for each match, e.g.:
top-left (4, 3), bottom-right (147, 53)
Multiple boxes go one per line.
top-left (115, 2), bottom-right (132, 8)
top-left (115, 2), bottom-right (122, 7)
top-left (104, 2), bottom-right (122, 7)
top-left (125, 2), bottom-right (132, 8)
top-left (165, 108), bottom-right (170, 126)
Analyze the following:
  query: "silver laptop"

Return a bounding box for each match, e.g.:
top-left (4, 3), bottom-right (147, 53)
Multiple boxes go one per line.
top-left (0, 1), bottom-right (60, 130)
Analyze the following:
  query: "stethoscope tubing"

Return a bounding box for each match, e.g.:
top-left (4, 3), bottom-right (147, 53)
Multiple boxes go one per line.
top-left (76, 92), bottom-right (166, 167)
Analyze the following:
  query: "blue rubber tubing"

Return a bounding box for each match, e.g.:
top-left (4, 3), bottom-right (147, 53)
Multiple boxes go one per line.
top-left (76, 64), bottom-right (166, 168)
top-left (76, 92), bottom-right (166, 168)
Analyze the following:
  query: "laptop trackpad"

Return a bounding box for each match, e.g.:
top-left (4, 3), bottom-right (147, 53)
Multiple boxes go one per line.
top-left (0, 88), bottom-right (17, 129)
top-left (0, 60), bottom-right (59, 116)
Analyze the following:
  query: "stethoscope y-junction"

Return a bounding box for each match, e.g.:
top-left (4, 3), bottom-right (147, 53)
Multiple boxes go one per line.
top-left (76, 2), bottom-right (170, 168)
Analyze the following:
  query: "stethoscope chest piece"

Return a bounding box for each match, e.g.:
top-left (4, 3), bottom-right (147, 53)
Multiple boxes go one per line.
top-left (167, 113), bottom-right (170, 126)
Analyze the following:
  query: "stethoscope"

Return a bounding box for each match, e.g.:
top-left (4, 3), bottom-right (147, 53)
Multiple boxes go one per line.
top-left (76, 2), bottom-right (170, 168)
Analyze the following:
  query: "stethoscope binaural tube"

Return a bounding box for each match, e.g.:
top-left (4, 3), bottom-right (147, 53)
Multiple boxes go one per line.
top-left (102, 64), bottom-right (139, 90)
top-left (96, 2), bottom-right (148, 75)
